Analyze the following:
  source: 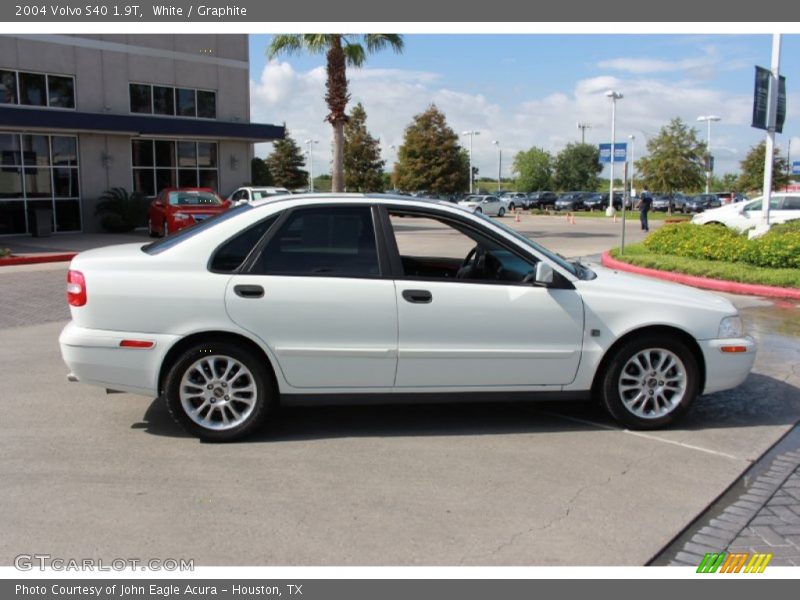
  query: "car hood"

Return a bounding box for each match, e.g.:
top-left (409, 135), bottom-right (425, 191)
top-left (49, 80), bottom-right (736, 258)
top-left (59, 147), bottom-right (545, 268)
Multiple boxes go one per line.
top-left (458, 202), bottom-right (479, 207)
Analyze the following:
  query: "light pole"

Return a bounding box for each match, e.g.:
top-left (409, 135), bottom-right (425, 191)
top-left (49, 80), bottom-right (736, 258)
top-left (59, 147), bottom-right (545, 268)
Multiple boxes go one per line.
top-left (605, 90), bottom-right (623, 216)
top-left (492, 140), bottom-right (501, 192)
top-left (304, 139), bottom-right (319, 192)
top-left (697, 115), bottom-right (721, 194)
top-left (628, 134), bottom-right (636, 197)
top-left (388, 144), bottom-right (397, 191)
top-left (577, 122), bottom-right (592, 144)
top-left (462, 130), bottom-right (480, 194)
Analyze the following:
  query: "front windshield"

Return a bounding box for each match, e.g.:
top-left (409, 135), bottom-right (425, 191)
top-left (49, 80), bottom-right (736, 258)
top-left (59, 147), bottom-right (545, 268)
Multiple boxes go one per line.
top-left (168, 191), bottom-right (221, 206)
top-left (475, 211), bottom-right (577, 276)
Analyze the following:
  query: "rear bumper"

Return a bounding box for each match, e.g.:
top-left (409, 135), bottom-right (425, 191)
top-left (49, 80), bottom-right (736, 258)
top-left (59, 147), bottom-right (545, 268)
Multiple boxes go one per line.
top-left (699, 336), bottom-right (757, 395)
top-left (59, 322), bottom-right (179, 396)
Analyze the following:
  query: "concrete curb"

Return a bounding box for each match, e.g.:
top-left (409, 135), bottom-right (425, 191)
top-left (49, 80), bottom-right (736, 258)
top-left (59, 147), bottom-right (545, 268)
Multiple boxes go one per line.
top-left (0, 253), bottom-right (77, 267)
top-left (601, 251), bottom-right (800, 300)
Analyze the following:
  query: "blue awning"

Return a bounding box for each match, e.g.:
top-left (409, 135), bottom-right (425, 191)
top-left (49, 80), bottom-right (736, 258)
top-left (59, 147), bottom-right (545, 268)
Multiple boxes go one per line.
top-left (0, 106), bottom-right (284, 142)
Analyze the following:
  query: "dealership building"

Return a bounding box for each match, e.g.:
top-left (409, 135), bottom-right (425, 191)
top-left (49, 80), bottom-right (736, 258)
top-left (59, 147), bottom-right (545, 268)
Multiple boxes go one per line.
top-left (0, 34), bottom-right (283, 235)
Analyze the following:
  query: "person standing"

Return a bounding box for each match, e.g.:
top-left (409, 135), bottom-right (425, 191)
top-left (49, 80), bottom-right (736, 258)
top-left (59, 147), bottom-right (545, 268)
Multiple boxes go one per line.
top-left (639, 187), bottom-right (653, 232)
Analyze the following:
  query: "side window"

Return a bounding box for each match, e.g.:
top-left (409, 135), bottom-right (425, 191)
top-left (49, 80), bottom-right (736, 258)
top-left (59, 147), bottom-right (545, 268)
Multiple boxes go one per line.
top-left (210, 214), bottom-right (279, 273)
top-left (781, 196), bottom-right (800, 210)
top-left (388, 211), bottom-right (536, 284)
top-left (256, 206), bottom-right (379, 277)
top-left (230, 190), bottom-right (244, 202)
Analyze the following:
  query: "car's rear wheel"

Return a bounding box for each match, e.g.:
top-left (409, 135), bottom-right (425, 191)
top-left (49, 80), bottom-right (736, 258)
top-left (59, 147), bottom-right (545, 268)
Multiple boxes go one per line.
top-left (498, 207), bottom-right (506, 217)
top-left (475, 207), bottom-right (482, 214)
top-left (164, 341), bottom-right (275, 442)
top-left (599, 335), bottom-right (699, 429)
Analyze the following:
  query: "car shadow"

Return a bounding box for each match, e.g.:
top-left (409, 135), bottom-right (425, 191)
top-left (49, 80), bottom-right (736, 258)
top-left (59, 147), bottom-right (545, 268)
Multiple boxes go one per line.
top-left (134, 372), bottom-right (800, 443)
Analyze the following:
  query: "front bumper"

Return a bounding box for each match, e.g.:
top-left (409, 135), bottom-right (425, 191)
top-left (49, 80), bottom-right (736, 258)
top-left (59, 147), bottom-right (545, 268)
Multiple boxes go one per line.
top-left (699, 336), bottom-right (757, 395)
top-left (59, 322), bottom-right (179, 396)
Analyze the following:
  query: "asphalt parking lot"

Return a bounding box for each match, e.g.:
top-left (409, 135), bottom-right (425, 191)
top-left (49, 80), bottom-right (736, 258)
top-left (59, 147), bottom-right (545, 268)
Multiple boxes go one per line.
top-left (1, 215), bottom-right (799, 566)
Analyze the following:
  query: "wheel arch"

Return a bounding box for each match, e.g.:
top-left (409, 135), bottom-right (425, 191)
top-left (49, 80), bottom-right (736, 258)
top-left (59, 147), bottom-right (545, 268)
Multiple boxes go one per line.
top-left (590, 325), bottom-right (706, 396)
top-left (158, 330), bottom-right (280, 397)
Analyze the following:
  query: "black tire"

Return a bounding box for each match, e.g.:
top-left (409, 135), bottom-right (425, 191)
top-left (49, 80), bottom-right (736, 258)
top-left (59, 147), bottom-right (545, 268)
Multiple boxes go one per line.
top-left (508, 202), bottom-right (515, 211)
top-left (498, 207), bottom-right (506, 217)
top-left (598, 334), bottom-right (699, 430)
top-left (163, 340), bottom-right (275, 442)
top-left (475, 207), bottom-right (482, 214)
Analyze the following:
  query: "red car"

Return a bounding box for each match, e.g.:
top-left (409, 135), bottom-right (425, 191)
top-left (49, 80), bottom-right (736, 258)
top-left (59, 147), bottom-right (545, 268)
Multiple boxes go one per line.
top-left (147, 188), bottom-right (230, 237)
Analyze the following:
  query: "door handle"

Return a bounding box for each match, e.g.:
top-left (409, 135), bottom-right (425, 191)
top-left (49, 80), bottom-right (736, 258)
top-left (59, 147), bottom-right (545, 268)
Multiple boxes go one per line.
top-left (402, 289), bottom-right (432, 304)
top-left (234, 284), bottom-right (264, 298)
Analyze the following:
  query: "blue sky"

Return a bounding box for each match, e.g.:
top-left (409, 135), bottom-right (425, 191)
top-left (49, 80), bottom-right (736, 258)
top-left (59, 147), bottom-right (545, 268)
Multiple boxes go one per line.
top-left (249, 34), bottom-right (800, 180)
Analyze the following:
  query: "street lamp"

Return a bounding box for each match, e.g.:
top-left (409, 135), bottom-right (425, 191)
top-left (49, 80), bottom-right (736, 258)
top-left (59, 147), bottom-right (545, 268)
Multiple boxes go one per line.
top-left (304, 139), bottom-right (319, 192)
top-left (697, 115), bottom-right (721, 194)
top-left (605, 90), bottom-right (623, 216)
top-left (462, 130), bottom-right (481, 194)
top-left (577, 122), bottom-right (592, 144)
top-left (388, 144), bottom-right (397, 191)
top-left (628, 134), bottom-right (636, 197)
top-left (492, 140), bottom-right (501, 192)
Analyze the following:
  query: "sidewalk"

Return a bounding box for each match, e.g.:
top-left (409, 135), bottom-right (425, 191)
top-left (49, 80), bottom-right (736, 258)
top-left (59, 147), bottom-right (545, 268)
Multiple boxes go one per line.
top-left (652, 424), bottom-right (800, 567)
top-left (1, 231), bottom-right (149, 265)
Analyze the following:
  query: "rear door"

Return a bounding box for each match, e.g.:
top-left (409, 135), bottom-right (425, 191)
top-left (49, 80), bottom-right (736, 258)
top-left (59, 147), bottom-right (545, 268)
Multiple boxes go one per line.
top-left (225, 204), bottom-right (398, 389)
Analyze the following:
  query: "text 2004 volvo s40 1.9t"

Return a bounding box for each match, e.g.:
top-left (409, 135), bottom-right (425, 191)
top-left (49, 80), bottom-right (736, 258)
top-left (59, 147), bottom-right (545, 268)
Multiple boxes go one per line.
top-left (60, 194), bottom-right (756, 441)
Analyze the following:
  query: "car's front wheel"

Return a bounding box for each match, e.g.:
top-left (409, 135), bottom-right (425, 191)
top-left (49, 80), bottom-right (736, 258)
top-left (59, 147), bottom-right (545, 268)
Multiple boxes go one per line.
top-left (508, 202), bottom-right (515, 211)
top-left (497, 207), bottom-right (506, 217)
top-left (599, 335), bottom-right (699, 429)
top-left (164, 341), bottom-right (275, 442)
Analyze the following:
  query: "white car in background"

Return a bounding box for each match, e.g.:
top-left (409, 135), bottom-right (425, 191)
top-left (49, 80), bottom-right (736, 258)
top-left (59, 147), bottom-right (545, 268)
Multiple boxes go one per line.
top-left (457, 194), bottom-right (510, 216)
top-left (229, 186), bottom-right (291, 204)
top-left (691, 192), bottom-right (800, 231)
top-left (60, 194), bottom-right (755, 442)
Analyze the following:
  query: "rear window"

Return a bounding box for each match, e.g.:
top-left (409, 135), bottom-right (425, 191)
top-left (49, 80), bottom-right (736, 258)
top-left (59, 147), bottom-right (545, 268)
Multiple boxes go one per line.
top-left (168, 190), bottom-right (221, 205)
top-left (142, 203), bottom-right (253, 255)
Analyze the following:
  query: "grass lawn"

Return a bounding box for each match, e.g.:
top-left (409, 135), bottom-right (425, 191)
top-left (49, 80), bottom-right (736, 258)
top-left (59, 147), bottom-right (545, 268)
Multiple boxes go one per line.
top-left (610, 243), bottom-right (800, 289)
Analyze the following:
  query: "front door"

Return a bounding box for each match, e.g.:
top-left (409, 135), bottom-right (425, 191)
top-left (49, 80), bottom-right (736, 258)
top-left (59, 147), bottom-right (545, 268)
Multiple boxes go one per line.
top-left (384, 208), bottom-right (584, 388)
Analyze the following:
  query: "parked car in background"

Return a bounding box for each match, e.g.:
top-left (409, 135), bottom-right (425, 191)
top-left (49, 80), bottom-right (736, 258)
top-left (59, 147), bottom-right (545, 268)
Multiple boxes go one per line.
top-left (555, 192), bottom-right (589, 211)
top-left (148, 188), bottom-right (230, 237)
top-left (671, 192), bottom-right (689, 213)
top-left (528, 191), bottom-right (558, 209)
top-left (691, 193), bottom-right (800, 231)
top-left (651, 194), bottom-right (673, 212)
top-left (715, 191), bottom-right (747, 205)
top-left (584, 192), bottom-right (626, 211)
top-left (683, 194), bottom-right (722, 214)
top-left (229, 186), bottom-right (291, 204)
top-left (60, 193), bottom-right (755, 441)
top-left (458, 194), bottom-right (509, 216)
top-left (500, 191), bottom-right (530, 210)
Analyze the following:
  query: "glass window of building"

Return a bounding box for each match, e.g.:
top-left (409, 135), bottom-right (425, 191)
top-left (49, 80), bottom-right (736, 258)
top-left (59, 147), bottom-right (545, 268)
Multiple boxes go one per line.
top-left (0, 133), bottom-right (81, 235)
top-left (132, 139), bottom-right (218, 198)
top-left (18, 72), bottom-right (47, 106)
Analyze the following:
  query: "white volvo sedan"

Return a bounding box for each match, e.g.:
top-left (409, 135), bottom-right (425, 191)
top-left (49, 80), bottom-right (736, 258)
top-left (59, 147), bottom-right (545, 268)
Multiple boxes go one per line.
top-left (60, 194), bottom-right (756, 441)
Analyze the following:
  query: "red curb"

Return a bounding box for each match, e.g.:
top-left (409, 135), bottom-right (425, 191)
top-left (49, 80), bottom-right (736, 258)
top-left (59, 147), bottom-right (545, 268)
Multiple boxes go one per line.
top-left (0, 252), bottom-right (77, 266)
top-left (601, 251), bottom-right (800, 300)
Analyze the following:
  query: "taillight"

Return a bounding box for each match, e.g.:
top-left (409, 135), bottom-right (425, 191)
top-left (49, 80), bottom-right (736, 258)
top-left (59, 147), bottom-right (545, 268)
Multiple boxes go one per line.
top-left (67, 270), bottom-right (87, 307)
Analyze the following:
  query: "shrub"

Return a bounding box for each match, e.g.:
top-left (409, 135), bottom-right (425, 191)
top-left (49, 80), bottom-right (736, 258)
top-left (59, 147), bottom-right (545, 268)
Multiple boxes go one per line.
top-left (644, 221), bottom-right (800, 269)
top-left (0, 247), bottom-right (10, 258)
top-left (95, 188), bottom-right (147, 233)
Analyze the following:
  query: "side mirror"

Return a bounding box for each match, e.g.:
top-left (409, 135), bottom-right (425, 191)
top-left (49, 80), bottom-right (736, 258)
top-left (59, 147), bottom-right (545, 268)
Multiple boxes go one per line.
top-left (535, 262), bottom-right (554, 284)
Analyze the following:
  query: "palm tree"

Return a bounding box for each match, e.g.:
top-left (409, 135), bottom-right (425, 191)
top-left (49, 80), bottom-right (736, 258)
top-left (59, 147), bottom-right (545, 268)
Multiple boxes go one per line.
top-left (267, 34), bottom-right (404, 193)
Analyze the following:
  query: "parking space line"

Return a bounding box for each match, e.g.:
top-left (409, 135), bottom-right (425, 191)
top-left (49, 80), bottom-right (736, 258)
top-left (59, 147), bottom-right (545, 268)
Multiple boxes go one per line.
top-left (534, 409), bottom-right (746, 462)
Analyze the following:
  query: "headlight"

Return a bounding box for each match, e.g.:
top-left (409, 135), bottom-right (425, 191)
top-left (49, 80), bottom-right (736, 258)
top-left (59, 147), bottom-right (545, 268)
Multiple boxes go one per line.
top-left (174, 212), bottom-right (191, 220)
top-left (718, 315), bottom-right (743, 338)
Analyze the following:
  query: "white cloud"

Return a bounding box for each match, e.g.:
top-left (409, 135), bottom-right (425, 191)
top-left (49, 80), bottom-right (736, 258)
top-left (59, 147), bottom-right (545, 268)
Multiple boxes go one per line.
top-left (249, 60), bottom-right (787, 182)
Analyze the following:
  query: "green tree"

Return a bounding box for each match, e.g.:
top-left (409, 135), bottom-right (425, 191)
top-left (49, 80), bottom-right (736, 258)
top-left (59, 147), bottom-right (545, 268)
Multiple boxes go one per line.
top-left (513, 147), bottom-right (552, 191)
top-left (268, 34), bottom-right (404, 193)
top-left (636, 117), bottom-right (705, 193)
top-left (552, 143), bottom-right (602, 191)
top-left (343, 102), bottom-right (385, 192)
top-left (394, 104), bottom-right (469, 194)
top-left (266, 127), bottom-right (308, 190)
top-left (712, 173), bottom-right (739, 192)
top-left (736, 141), bottom-right (790, 192)
top-left (250, 157), bottom-right (273, 186)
